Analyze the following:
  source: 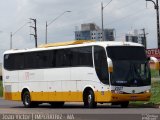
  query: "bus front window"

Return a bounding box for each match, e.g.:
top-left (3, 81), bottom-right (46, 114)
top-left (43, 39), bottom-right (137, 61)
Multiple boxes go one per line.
top-left (94, 46), bottom-right (109, 84)
top-left (106, 46), bottom-right (151, 87)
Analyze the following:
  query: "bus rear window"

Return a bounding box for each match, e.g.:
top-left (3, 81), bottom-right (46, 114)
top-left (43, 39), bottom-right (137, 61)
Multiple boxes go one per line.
top-left (106, 46), bottom-right (147, 60)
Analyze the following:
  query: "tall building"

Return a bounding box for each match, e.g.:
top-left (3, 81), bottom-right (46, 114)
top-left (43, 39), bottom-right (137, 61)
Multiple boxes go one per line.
top-left (125, 29), bottom-right (146, 48)
top-left (75, 23), bottom-right (115, 41)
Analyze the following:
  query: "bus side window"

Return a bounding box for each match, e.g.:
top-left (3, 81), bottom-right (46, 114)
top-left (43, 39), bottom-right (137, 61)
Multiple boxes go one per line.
top-left (70, 46), bottom-right (93, 67)
top-left (51, 50), bottom-right (56, 67)
top-left (78, 47), bottom-right (93, 67)
top-left (36, 51), bottom-right (50, 68)
top-left (70, 48), bottom-right (79, 67)
top-left (55, 49), bottom-right (70, 68)
top-left (25, 52), bottom-right (37, 69)
top-left (15, 54), bottom-right (25, 69)
top-left (94, 46), bottom-right (109, 84)
top-left (4, 54), bottom-right (15, 70)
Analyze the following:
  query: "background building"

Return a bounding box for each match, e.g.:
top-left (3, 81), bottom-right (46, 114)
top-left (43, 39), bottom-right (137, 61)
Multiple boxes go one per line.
top-left (125, 29), bottom-right (146, 48)
top-left (75, 23), bottom-right (115, 41)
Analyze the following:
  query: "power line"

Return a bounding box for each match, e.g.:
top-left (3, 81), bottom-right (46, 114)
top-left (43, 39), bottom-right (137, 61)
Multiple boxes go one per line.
top-left (72, 0), bottom-right (142, 27)
top-left (103, 0), bottom-right (113, 8)
top-left (106, 8), bottom-right (147, 26)
top-left (12, 22), bottom-right (29, 36)
top-left (115, 0), bottom-right (140, 11)
top-left (73, 2), bottom-right (100, 14)
top-left (46, 9), bottom-right (147, 39)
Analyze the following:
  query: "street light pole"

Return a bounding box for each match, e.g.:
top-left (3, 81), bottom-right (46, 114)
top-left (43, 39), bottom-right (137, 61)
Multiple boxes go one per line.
top-left (45, 21), bottom-right (48, 44)
top-left (101, 0), bottom-right (112, 41)
top-left (101, 2), bottom-right (104, 41)
top-left (10, 32), bottom-right (12, 49)
top-left (45, 11), bottom-right (71, 44)
top-left (146, 0), bottom-right (160, 48)
top-left (146, 0), bottom-right (160, 75)
top-left (10, 22), bottom-right (29, 49)
top-left (156, 0), bottom-right (160, 48)
top-left (141, 28), bottom-right (148, 49)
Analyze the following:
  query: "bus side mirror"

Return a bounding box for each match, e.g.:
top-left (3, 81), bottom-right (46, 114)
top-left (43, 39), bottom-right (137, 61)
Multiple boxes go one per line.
top-left (107, 58), bottom-right (113, 73)
top-left (149, 57), bottom-right (159, 70)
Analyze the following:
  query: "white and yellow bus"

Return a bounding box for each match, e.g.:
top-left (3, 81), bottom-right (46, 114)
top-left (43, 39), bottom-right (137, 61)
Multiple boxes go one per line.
top-left (2, 40), bottom-right (159, 108)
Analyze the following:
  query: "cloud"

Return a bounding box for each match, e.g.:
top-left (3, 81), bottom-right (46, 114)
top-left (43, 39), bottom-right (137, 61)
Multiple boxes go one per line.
top-left (0, 0), bottom-right (158, 62)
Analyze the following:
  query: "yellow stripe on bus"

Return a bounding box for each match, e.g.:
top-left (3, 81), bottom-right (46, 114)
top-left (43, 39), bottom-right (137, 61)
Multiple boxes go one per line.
top-left (4, 91), bottom-right (151, 102)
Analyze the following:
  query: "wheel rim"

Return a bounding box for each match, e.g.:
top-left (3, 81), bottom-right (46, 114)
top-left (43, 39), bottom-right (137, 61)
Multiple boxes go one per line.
top-left (24, 94), bottom-right (30, 106)
top-left (88, 94), bottom-right (92, 104)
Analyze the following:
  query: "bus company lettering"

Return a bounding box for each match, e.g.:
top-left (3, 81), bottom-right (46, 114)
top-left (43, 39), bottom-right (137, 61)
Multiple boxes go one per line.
top-left (25, 72), bottom-right (29, 80)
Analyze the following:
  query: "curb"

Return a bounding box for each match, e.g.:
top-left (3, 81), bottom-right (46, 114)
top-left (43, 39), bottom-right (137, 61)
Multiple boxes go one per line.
top-left (129, 103), bottom-right (160, 108)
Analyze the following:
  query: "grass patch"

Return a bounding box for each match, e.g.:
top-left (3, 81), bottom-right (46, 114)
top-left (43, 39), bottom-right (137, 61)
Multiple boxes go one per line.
top-left (150, 80), bottom-right (160, 104)
top-left (151, 69), bottom-right (159, 78)
top-left (149, 70), bottom-right (160, 104)
top-left (131, 80), bottom-right (160, 106)
top-left (0, 81), bottom-right (2, 97)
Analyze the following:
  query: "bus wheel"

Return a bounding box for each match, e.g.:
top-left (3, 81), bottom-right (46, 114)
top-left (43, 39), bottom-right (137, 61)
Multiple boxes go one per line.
top-left (22, 91), bottom-right (33, 108)
top-left (120, 101), bottom-right (129, 108)
top-left (84, 90), bottom-right (97, 108)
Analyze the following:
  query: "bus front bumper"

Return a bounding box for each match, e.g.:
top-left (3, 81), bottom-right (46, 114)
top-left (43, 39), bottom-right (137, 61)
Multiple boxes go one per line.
top-left (110, 93), bottom-right (151, 102)
top-left (95, 91), bottom-right (151, 102)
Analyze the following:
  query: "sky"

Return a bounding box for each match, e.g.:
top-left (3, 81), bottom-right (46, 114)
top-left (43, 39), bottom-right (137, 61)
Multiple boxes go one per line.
top-left (0, 0), bottom-right (159, 62)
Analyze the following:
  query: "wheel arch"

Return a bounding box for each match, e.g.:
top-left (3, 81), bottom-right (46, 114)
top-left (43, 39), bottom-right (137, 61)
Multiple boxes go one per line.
top-left (83, 86), bottom-right (95, 101)
top-left (21, 87), bottom-right (30, 101)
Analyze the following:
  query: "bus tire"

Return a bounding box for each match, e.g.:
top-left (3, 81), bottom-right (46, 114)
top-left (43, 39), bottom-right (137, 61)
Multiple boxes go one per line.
top-left (84, 90), bottom-right (97, 108)
top-left (120, 101), bottom-right (129, 108)
top-left (22, 91), bottom-right (33, 108)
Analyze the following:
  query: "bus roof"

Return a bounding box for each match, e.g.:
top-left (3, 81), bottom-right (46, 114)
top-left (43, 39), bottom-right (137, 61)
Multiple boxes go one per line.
top-left (38, 40), bottom-right (96, 48)
top-left (3, 40), bottom-right (143, 54)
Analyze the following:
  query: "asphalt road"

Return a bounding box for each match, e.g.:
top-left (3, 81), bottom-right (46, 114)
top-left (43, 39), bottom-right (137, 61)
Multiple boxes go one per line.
top-left (0, 98), bottom-right (160, 120)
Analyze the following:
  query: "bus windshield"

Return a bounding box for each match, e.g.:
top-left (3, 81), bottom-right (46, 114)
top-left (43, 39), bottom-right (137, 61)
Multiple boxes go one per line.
top-left (106, 46), bottom-right (151, 87)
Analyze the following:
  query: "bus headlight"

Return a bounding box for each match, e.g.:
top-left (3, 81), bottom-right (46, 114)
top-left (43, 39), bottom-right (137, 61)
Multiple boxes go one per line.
top-left (144, 90), bottom-right (151, 93)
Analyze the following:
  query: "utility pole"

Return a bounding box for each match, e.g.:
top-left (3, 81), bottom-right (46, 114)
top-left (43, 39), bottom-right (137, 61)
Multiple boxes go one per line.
top-left (101, 0), bottom-right (112, 41)
top-left (156, 0), bottom-right (160, 48)
top-left (10, 32), bottom-right (12, 49)
top-left (45, 21), bottom-right (47, 44)
top-left (146, 0), bottom-right (160, 75)
top-left (30, 18), bottom-right (38, 48)
top-left (101, 2), bottom-right (104, 41)
top-left (141, 28), bottom-right (147, 49)
top-left (146, 0), bottom-right (160, 48)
